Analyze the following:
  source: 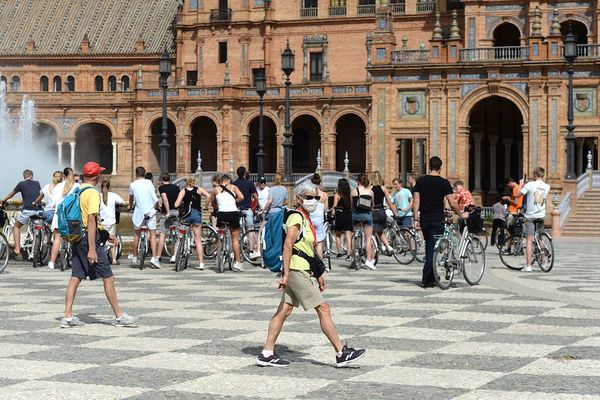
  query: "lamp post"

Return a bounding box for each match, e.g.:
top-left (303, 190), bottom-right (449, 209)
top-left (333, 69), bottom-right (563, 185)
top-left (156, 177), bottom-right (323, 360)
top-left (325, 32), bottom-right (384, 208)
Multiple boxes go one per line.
top-left (281, 39), bottom-right (295, 182)
top-left (253, 68), bottom-right (267, 180)
top-left (563, 29), bottom-right (578, 179)
top-left (159, 50), bottom-right (172, 173)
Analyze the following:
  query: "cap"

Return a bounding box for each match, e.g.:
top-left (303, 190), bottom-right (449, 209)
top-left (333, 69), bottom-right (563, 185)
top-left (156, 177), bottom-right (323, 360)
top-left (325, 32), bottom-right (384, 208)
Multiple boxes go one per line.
top-left (82, 162), bottom-right (106, 177)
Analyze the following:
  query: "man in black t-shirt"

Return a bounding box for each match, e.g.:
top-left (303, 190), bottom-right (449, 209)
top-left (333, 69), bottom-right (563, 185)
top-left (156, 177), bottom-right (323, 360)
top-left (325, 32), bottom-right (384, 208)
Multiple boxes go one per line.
top-left (1, 169), bottom-right (42, 257)
top-left (157, 172), bottom-right (181, 262)
top-left (413, 157), bottom-right (468, 288)
top-left (233, 166), bottom-right (259, 258)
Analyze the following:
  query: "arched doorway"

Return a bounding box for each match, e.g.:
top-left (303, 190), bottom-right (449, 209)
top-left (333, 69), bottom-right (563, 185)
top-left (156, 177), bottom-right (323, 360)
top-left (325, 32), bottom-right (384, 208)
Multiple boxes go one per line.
top-left (190, 116), bottom-right (217, 172)
top-left (150, 119), bottom-right (177, 173)
top-left (75, 123), bottom-right (113, 174)
top-left (248, 116), bottom-right (277, 174)
top-left (560, 20), bottom-right (588, 45)
top-left (292, 114), bottom-right (321, 173)
top-left (335, 114), bottom-right (366, 172)
top-left (493, 22), bottom-right (521, 47)
top-left (33, 123), bottom-right (63, 165)
top-left (468, 96), bottom-right (523, 205)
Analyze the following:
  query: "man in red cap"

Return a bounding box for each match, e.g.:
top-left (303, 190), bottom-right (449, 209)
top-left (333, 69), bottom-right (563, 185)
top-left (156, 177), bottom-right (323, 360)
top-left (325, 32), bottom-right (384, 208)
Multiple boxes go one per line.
top-left (60, 162), bottom-right (138, 328)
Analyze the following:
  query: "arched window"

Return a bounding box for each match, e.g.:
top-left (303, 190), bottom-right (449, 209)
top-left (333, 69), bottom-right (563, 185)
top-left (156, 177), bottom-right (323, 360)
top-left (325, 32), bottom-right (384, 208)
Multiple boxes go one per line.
top-left (95, 76), bottom-right (104, 91)
top-left (66, 76), bottom-right (75, 92)
top-left (40, 76), bottom-right (49, 92)
top-left (108, 75), bottom-right (117, 92)
top-left (10, 76), bottom-right (20, 92)
top-left (53, 76), bottom-right (62, 92)
top-left (121, 75), bottom-right (130, 92)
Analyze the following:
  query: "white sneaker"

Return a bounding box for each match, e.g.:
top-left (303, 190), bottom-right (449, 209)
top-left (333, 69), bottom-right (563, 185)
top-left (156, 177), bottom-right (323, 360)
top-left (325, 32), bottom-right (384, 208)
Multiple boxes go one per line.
top-left (47, 261), bottom-right (55, 270)
top-left (232, 262), bottom-right (245, 272)
top-left (194, 262), bottom-right (205, 270)
top-left (149, 257), bottom-right (161, 269)
top-left (169, 255), bottom-right (177, 263)
top-left (250, 251), bottom-right (260, 260)
top-left (127, 254), bottom-right (138, 264)
top-left (364, 260), bottom-right (377, 270)
top-left (523, 265), bottom-right (532, 272)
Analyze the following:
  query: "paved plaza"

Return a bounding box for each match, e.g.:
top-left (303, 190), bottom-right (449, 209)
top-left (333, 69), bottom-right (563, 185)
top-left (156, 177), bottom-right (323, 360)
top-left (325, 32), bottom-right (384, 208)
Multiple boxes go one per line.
top-left (0, 238), bottom-right (599, 400)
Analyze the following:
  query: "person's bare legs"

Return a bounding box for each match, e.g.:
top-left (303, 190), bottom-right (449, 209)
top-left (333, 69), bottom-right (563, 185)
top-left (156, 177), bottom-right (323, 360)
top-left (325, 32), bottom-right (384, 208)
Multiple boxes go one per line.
top-left (64, 276), bottom-right (82, 318)
top-left (157, 232), bottom-right (166, 260)
top-left (110, 237), bottom-right (118, 264)
top-left (49, 230), bottom-right (61, 263)
top-left (132, 229), bottom-right (140, 257)
top-left (364, 225), bottom-right (374, 261)
top-left (378, 231), bottom-right (391, 250)
top-left (315, 303), bottom-right (343, 352)
top-left (263, 300), bottom-right (294, 351)
top-left (526, 234), bottom-right (534, 267)
top-left (345, 231), bottom-right (353, 254)
top-left (149, 229), bottom-right (159, 258)
top-left (102, 276), bottom-right (123, 318)
top-left (316, 241), bottom-right (324, 258)
top-left (231, 228), bottom-right (241, 262)
top-left (335, 232), bottom-right (342, 254)
top-left (12, 221), bottom-right (23, 254)
top-left (192, 224), bottom-right (203, 263)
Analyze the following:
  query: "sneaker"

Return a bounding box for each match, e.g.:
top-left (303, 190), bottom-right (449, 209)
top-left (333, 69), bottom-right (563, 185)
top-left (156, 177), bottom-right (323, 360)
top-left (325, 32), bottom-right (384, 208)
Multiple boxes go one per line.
top-left (59, 315), bottom-right (85, 328)
top-left (364, 260), bottom-right (376, 270)
top-left (127, 254), bottom-right (138, 264)
top-left (47, 261), bottom-right (55, 270)
top-left (249, 251), bottom-right (260, 260)
top-left (194, 262), bottom-right (205, 270)
top-left (149, 257), bottom-right (161, 269)
top-left (256, 353), bottom-right (290, 367)
top-left (523, 265), bottom-right (532, 272)
top-left (169, 255), bottom-right (177, 263)
top-left (115, 313), bottom-right (138, 327)
top-left (232, 262), bottom-right (245, 272)
top-left (336, 344), bottom-right (366, 368)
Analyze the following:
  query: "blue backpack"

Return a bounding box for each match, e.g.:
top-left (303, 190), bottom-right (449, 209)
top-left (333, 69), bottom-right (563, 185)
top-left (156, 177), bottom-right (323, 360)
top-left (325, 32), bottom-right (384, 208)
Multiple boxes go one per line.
top-left (261, 208), bottom-right (304, 273)
top-left (56, 186), bottom-right (93, 243)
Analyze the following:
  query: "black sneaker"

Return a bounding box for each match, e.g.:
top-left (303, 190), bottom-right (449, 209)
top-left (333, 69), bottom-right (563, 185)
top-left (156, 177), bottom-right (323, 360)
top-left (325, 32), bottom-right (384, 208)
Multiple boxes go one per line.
top-left (336, 345), bottom-right (366, 367)
top-left (256, 353), bottom-right (290, 367)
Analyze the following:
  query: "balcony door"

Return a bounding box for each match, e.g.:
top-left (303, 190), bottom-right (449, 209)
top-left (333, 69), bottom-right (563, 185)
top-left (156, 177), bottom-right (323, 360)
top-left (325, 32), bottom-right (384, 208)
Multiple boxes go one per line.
top-left (219, 0), bottom-right (228, 9)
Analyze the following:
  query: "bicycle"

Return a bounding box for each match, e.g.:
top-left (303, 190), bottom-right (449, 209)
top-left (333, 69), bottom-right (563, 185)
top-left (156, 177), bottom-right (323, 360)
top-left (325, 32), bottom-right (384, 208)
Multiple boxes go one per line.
top-left (174, 221), bottom-right (193, 272)
top-left (351, 220), bottom-right (378, 270)
top-left (58, 240), bottom-right (72, 271)
top-left (31, 212), bottom-right (52, 268)
top-left (385, 220), bottom-right (416, 265)
top-left (216, 222), bottom-right (234, 273)
top-left (499, 213), bottom-right (554, 272)
top-left (202, 222), bottom-right (219, 259)
top-left (105, 230), bottom-right (123, 264)
top-left (0, 207), bottom-right (9, 273)
top-left (2, 207), bottom-right (37, 261)
top-left (137, 216), bottom-right (151, 270)
top-left (240, 212), bottom-right (261, 266)
top-left (432, 209), bottom-right (486, 290)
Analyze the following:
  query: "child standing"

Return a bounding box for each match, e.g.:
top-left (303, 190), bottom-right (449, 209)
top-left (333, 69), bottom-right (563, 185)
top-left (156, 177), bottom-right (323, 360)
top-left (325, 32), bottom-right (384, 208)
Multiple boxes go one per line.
top-left (491, 197), bottom-right (506, 246)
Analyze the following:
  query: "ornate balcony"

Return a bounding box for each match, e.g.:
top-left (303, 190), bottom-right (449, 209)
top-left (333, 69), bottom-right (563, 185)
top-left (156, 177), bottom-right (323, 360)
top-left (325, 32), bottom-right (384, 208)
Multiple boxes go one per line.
top-left (328, 6), bottom-right (347, 16)
top-left (300, 7), bottom-right (318, 18)
top-left (460, 46), bottom-right (528, 62)
top-left (209, 8), bottom-right (231, 22)
top-left (576, 44), bottom-right (600, 59)
top-left (357, 4), bottom-right (376, 15)
top-left (391, 3), bottom-right (405, 14)
top-left (416, 1), bottom-right (435, 13)
top-left (391, 49), bottom-right (430, 64)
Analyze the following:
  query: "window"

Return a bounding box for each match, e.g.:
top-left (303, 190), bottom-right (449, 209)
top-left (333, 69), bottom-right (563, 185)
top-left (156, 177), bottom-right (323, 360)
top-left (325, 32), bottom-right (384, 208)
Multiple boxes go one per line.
top-left (40, 76), bottom-right (49, 92)
top-left (186, 71), bottom-right (198, 86)
top-left (189, 0), bottom-right (198, 10)
top-left (303, 0), bottom-right (318, 7)
top-left (95, 76), bottom-right (104, 91)
top-left (359, 0), bottom-right (375, 4)
top-left (10, 76), bottom-right (20, 92)
top-left (66, 76), bottom-right (75, 92)
top-left (121, 76), bottom-right (130, 92)
top-left (218, 42), bottom-right (228, 64)
top-left (309, 52), bottom-right (323, 82)
top-left (108, 76), bottom-right (117, 92)
top-left (254, 0), bottom-right (264, 6)
top-left (330, 0), bottom-right (346, 5)
top-left (219, 0), bottom-right (228, 9)
top-left (53, 76), bottom-right (62, 92)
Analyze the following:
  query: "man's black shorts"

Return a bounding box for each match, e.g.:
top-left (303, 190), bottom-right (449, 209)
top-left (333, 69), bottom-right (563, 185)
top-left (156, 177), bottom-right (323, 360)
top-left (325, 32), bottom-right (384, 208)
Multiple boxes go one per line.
top-left (72, 234), bottom-right (113, 281)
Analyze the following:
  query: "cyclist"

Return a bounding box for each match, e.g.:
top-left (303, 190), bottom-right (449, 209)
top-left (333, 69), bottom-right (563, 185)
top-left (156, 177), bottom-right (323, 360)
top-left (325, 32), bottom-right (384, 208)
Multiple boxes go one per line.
top-left (174, 175), bottom-right (210, 270)
top-left (157, 172), bottom-right (180, 263)
top-left (310, 173), bottom-right (329, 258)
top-left (48, 167), bottom-right (79, 270)
top-left (371, 171), bottom-right (396, 255)
top-left (351, 173), bottom-right (375, 270)
top-left (392, 178), bottom-right (413, 228)
top-left (211, 174), bottom-right (244, 272)
top-left (1, 169), bottom-right (42, 258)
top-left (128, 166), bottom-right (160, 269)
top-left (233, 166), bottom-right (259, 260)
top-left (332, 178), bottom-right (353, 259)
top-left (453, 180), bottom-right (476, 232)
top-left (514, 167), bottom-right (550, 272)
top-left (100, 181), bottom-right (126, 265)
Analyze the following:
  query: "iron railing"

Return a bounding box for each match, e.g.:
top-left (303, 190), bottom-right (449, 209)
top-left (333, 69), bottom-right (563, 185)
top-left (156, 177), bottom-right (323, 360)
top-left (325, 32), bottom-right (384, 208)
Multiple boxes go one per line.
top-left (416, 1), bottom-right (436, 12)
top-left (391, 49), bottom-right (430, 64)
top-left (357, 4), bottom-right (376, 15)
top-left (459, 46), bottom-right (528, 62)
top-left (300, 7), bottom-right (318, 18)
top-left (391, 3), bottom-right (405, 14)
top-left (328, 6), bottom-right (347, 16)
top-left (209, 8), bottom-right (232, 22)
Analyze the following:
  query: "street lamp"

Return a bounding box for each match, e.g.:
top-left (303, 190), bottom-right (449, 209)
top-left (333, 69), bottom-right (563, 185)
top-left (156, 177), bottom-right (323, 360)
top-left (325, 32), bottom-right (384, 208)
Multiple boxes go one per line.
top-left (253, 68), bottom-right (267, 181)
top-left (159, 50), bottom-right (171, 173)
top-left (281, 39), bottom-right (295, 182)
top-left (563, 28), bottom-right (578, 179)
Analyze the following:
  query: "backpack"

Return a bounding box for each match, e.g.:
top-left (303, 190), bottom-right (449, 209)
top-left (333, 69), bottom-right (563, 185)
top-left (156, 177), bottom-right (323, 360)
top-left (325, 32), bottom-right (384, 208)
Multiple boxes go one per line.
top-left (261, 208), bottom-right (305, 273)
top-left (56, 186), bottom-right (93, 243)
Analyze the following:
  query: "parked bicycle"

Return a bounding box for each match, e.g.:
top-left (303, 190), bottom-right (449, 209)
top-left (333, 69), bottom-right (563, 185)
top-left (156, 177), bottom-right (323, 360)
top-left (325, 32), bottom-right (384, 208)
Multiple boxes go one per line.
top-left (498, 213), bottom-right (554, 272)
top-left (105, 229), bottom-right (123, 264)
top-left (216, 221), bottom-right (234, 273)
top-left (385, 220), bottom-right (416, 265)
top-left (239, 212), bottom-right (261, 266)
top-left (0, 207), bottom-right (10, 273)
top-left (57, 240), bottom-right (72, 271)
top-left (31, 212), bottom-right (52, 268)
top-left (351, 220), bottom-right (378, 270)
top-left (137, 216), bottom-right (150, 270)
top-left (174, 221), bottom-right (193, 272)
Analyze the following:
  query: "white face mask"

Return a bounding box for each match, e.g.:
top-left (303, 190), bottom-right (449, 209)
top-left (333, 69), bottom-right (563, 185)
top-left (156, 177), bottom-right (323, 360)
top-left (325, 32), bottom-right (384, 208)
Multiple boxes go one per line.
top-left (302, 198), bottom-right (318, 213)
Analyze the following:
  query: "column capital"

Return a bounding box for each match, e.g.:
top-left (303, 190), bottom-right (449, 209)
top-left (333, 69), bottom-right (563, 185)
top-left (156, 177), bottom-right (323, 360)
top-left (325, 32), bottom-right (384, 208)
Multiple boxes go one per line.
top-left (472, 131), bottom-right (484, 142)
top-left (502, 137), bottom-right (513, 146)
top-left (488, 135), bottom-right (498, 145)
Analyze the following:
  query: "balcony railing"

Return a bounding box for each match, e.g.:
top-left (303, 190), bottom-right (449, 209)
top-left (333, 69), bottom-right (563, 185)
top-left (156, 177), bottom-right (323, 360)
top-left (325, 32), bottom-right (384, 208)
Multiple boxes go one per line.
top-left (357, 4), bottom-right (376, 15)
top-left (209, 8), bottom-right (232, 22)
top-left (300, 7), bottom-right (318, 18)
top-left (576, 44), bottom-right (600, 59)
top-left (416, 1), bottom-right (436, 12)
top-left (391, 49), bottom-right (430, 64)
top-left (329, 6), bottom-right (347, 16)
top-left (446, 1), bottom-right (464, 11)
top-left (459, 46), bottom-right (528, 62)
top-left (391, 3), bottom-right (406, 14)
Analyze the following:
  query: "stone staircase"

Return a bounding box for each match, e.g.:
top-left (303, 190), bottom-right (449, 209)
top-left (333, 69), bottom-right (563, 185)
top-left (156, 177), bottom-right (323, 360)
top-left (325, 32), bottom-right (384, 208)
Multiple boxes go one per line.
top-left (562, 189), bottom-right (600, 237)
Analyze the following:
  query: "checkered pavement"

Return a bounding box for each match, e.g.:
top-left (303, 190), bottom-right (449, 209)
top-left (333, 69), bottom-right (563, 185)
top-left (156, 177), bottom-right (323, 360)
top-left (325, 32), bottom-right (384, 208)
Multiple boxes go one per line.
top-left (1, 240), bottom-right (600, 399)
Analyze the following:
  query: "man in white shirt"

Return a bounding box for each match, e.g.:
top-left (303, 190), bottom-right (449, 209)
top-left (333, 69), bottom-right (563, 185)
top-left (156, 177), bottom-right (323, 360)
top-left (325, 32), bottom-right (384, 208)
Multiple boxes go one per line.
top-left (256, 178), bottom-right (270, 211)
top-left (128, 166), bottom-right (160, 268)
top-left (515, 167), bottom-right (550, 272)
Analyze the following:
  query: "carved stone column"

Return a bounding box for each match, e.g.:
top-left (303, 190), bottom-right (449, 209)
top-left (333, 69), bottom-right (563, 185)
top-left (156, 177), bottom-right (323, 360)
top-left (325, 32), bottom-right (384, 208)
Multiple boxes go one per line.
top-left (57, 142), bottom-right (62, 165)
top-left (399, 139), bottom-right (408, 184)
top-left (502, 137), bottom-right (513, 179)
top-left (488, 135), bottom-right (498, 193)
top-left (69, 142), bottom-right (76, 170)
top-left (472, 131), bottom-right (483, 192)
top-left (112, 142), bottom-right (117, 175)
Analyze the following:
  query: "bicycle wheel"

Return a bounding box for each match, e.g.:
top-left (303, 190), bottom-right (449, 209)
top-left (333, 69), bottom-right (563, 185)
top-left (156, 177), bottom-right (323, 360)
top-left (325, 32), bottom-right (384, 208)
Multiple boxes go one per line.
top-left (352, 233), bottom-right (362, 270)
top-left (59, 242), bottom-right (71, 271)
top-left (115, 231), bottom-right (123, 260)
top-left (433, 237), bottom-right (454, 290)
top-left (241, 228), bottom-right (261, 265)
top-left (163, 229), bottom-right (177, 257)
top-left (498, 234), bottom-right (526, 270)
top-left (414, 229), bottom-right (425, 263)
top-left (216, 235), bottom-right (225, 273)
top-left (474, 228), bottom-right (489, 251)
top-left (463, 236), bottom-right (486, 285)
top-left (0, 233), bottom-right (9, 273)
top-left (174, 233), bottom-right (187, 272)
top-left (202, 224), bottom-right (219, 259)
top-left (32, 231), bottom-right (42, 268)
top-left (536, 232), bottom-right (554, 273)
top-left (138, 236), bottom-right (146, 270)
top-left (41, 227), bottom-right (52, 265)
top-left (391, 228), bottom-right (416, 265)
top-left (372, 235), bottom-right (379, 265)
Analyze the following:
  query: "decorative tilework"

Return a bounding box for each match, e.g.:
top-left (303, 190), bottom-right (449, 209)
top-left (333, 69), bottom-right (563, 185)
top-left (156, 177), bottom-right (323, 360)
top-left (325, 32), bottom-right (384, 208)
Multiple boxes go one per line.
top-left (532, 99), bottom-right (538, 169)
top-left (551, 1), bottom-right (591, 8)
top-left (551, 98), bottom-right (558, 174)
top-left (501, 72), bottom-right (528, 79)
top-left (448, 74), bottom-right (459, 80)
top-left (449, 100), bottom-right (456, 174)
top-left (485, 4), bottom-right (524, 11)
top-left (399, 91), bottom-right (426, 119)
top-left (461, 84), bottom-right (481, 98)
top-left (533, 43), bottom-right (539, 56)
top-left (377, 88), bottom-right (386, 172)
top-left (573, 88), bottom-right (597, 117)
top-left (551, 43), bottom-right (558, 56)
top-left (461, 73), bottom-right (486, 80)
top-left (393, 74), bottom-right (428, 81)
top-left (374, 75), bottom-right (389, 82)
top-left (432, 101), bottom-right (438, 156)
top-left (510, 82), bottom-right (528, 95)
top-left (468, 17), bottom-right (476, 48)
top-left (430, 74), bottom-right (442, 80)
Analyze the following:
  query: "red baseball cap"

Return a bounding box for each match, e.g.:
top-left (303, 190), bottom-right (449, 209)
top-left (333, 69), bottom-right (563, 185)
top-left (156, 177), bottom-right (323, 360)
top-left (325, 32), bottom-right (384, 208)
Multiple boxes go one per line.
top-left (82, 162), bottom-right (106, 177)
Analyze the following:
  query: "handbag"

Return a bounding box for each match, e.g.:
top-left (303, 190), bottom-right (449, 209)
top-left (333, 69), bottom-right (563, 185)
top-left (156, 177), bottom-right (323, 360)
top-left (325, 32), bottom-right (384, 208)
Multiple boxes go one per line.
top-left (356, 187), bottom-right (372, 211)
top-left (292, 248), bottom-right (326, 279)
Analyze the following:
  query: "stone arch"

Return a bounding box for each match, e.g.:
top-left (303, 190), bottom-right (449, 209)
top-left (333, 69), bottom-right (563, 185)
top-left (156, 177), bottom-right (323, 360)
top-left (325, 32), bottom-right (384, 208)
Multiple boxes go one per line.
top-left (292, 114), bottom-right (322, 173)
top-left (241, 110), bottom-right (280, 134)
top-left (334, 113), bottom-right (367, 172)
top-left (144, 112), bottom-right (179, 134)
top-left (560, 19), bottom-right (589, 44)
top-left (331, 108), bottom-right (369, 129)
top-left (493, 22), bottom-right (522, 46)
top-left (74, 123), bottom-right (113, 174)
top-left (558, 13), bottom-right (593, 37)
top-left (184, 110), bottom-right (222, 134)
top-left (487, 17), bottom-right (524, 40)
top-left (190, 116), bottom-right (218, 172)
top-left (71, 118), bottom-right (117, 140)
top-left (248, 115), bottom-right (278, 174)
top-left (291, 109), bottom-right (324, 131)
top-left (459, 84), bottom-right (529, 128)
top-left (149, 117), bottom-right (177, 173)
top-left (33, 122), bottom-right (61, 165)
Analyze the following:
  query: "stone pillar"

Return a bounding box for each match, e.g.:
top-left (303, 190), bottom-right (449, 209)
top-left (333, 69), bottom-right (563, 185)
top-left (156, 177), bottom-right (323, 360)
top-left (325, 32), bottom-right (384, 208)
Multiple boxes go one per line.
top-left (488, 135), bottom-right (498, 193)
top-left (417, 139), bottom-right (426, 175)
top-left (503, 138), bottom-right (513, 179)
top-left (69, 142), bottom-right (76, 170)
top-left (400, 139), bottom-right (408, 183)
top-left (112, 142), bottom-right (117, 175)
top-left (576, 138), bottom-right (584, 176)
top-left (57, 142), bottom-right (62, 165)
top-left (516, 139), bottom-right (523, 178)
top-left (472, 131), bottom-right (483, 192)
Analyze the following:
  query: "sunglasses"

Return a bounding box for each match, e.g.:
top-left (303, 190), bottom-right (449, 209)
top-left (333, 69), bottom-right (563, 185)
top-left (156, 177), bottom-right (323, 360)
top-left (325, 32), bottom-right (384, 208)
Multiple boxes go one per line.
top-left (302, 195), bottom-right (319, 200)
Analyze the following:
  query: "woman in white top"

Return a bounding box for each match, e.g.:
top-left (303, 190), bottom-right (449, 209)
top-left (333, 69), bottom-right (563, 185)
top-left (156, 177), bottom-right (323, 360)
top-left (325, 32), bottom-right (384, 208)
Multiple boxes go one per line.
top-left (33, 170), bottom-right (62, 225)
top-left (210, 174), bottom-right (244, 272)
top-left (310, 173), bottom-right (329, 258)
top-left (47, 167), bottom-right (79, 270)
top-left (100, 181), bottom-right (126, 265)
